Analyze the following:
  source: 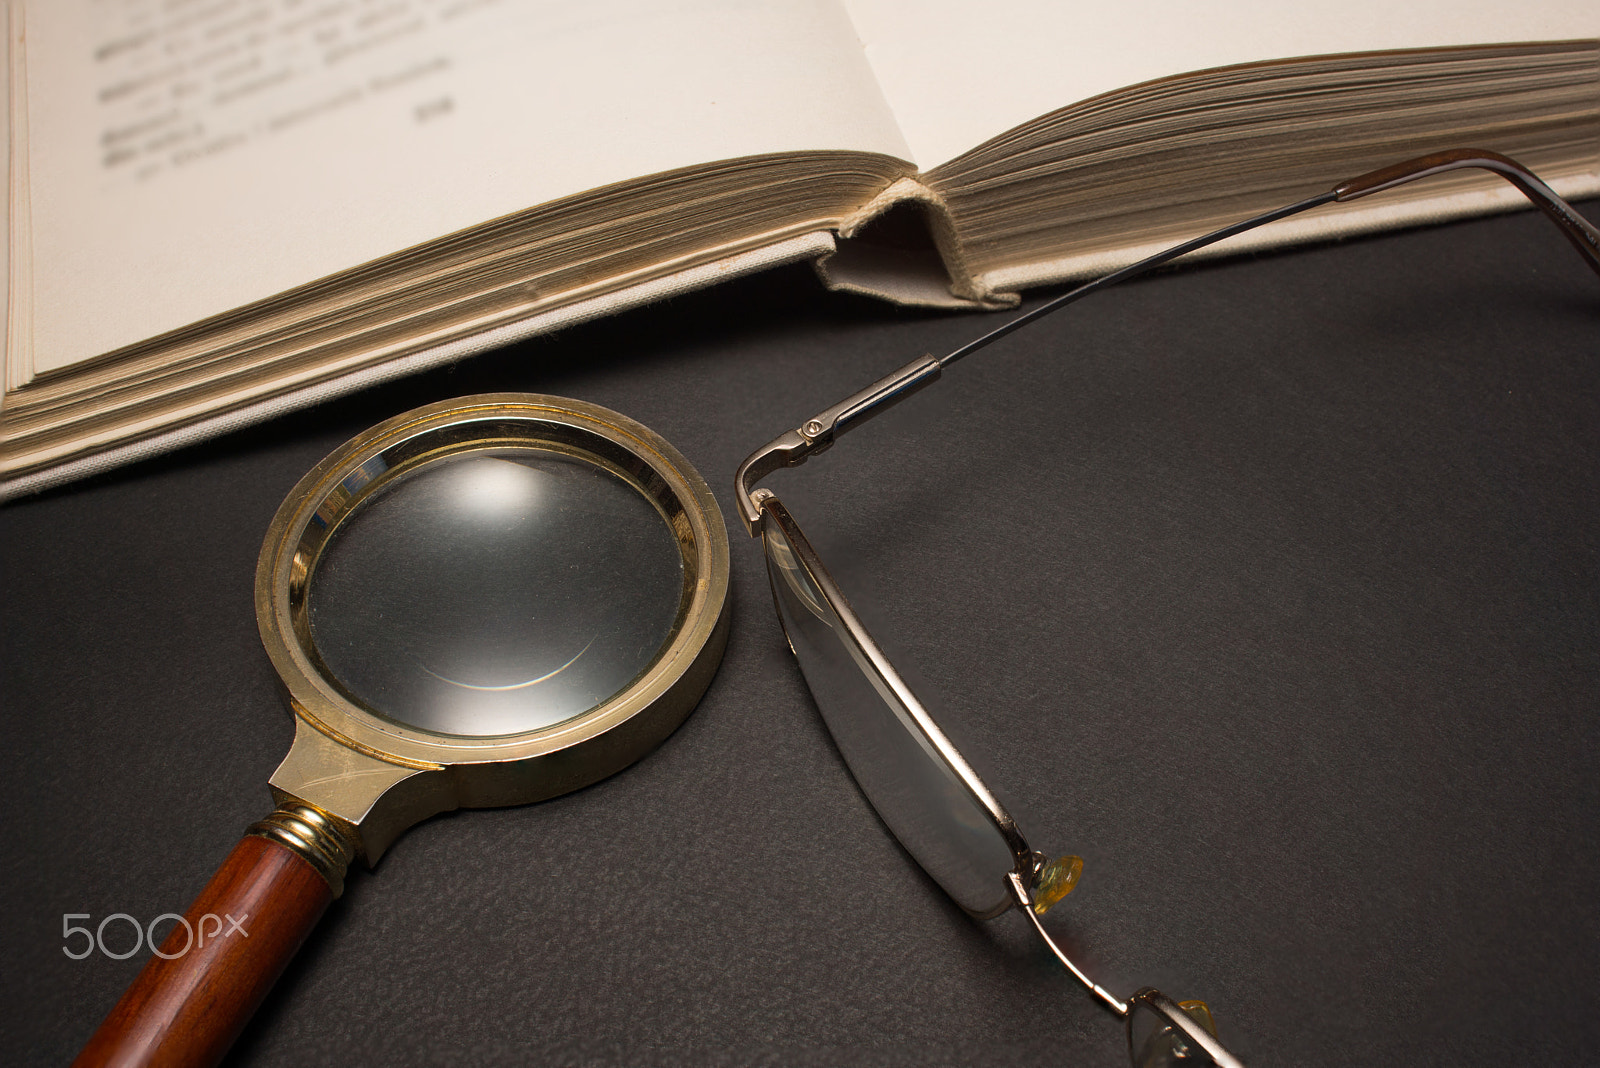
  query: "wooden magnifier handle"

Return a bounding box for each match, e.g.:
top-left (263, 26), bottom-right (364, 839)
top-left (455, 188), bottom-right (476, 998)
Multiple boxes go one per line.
top-left (74, 805), bottom-right (358, 1068)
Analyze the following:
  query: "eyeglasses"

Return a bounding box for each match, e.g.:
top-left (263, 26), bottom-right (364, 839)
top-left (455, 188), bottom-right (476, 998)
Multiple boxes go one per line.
top-left (734, 149), bottom-right (1599, 1067)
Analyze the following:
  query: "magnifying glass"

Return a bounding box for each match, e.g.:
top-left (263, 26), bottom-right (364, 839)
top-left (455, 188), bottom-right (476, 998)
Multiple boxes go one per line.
top-left (74, 394), bottom-right (730, 1068)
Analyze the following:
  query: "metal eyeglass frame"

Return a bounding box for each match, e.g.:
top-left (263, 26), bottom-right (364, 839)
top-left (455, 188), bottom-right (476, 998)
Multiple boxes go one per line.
top-left (734, 149), bottom-right (1600, 1066)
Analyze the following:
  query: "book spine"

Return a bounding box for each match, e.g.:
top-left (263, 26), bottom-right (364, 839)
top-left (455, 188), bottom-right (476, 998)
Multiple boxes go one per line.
top-left (816, 177), bottom-right (1017, 311)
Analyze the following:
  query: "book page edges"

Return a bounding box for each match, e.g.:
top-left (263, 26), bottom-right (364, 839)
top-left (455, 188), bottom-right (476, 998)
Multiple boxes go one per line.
top-left (809, 168), bottom-right (1600, 308)
top-left (975, 169), bottom-right (1600, 295)
top-left (0, 230), bottom-right (834, 501)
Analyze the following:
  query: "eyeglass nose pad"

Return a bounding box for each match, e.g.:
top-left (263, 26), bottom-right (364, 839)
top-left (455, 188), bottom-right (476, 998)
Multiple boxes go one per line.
top-left (1030, 853), bottom-right (1083, 913)
top-left (1176, 1000), bottom-right (1218, 1038)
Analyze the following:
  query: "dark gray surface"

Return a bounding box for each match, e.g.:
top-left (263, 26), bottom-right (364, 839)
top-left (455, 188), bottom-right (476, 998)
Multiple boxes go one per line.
top-left (4, 200), bottom-right (1597, 1066)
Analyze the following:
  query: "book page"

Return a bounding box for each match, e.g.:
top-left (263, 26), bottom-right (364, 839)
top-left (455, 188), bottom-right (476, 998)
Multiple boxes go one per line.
top-left (25, 0), bottom-right (910, 374)
top-left (4, 0), bottom-right (27, 393)
top-left (840, 0), bottom-right (1600, 170)
top-left (2, 2), bottom-right (11, 389)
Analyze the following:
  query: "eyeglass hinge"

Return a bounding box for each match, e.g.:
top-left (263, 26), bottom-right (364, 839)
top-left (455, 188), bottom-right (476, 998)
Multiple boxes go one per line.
top-left (800, 353), bottom-right (942, 450)
top-left (733, 355), bottom-right (943, 537)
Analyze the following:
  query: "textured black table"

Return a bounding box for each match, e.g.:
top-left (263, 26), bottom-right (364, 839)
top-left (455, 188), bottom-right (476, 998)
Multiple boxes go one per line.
top-left (4, 200), bottom-right (1597, 1066)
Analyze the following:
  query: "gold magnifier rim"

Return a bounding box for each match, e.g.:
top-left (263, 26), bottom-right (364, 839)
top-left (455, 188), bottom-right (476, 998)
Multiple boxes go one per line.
top-left (255, 393), bottom-right (730, 776)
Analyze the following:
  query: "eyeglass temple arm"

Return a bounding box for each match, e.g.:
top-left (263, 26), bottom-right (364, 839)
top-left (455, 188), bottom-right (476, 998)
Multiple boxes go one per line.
top-left (1333, 148), bottom-right (1600, 277)
top-left (736, 149), bottom-right (1599, 535)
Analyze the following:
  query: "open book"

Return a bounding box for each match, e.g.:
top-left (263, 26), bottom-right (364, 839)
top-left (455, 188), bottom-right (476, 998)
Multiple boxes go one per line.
top-left (4, 0), bottom-right (1596, 496)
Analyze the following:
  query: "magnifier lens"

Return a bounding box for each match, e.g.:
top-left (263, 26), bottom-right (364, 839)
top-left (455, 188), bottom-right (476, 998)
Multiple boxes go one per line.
top-left (306, 447), bottom-right (686, 737)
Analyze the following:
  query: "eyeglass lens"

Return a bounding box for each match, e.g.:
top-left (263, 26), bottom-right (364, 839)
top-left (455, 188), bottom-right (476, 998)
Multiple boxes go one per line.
top-left (764, 522), bottom-right (1016, 915)
top-left (307, 448), bottom-right (686, 737)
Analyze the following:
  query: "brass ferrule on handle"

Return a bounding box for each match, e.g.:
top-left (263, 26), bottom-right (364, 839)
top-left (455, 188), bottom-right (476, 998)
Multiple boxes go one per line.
top-left (246, 801), bottom-right (360, 898)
